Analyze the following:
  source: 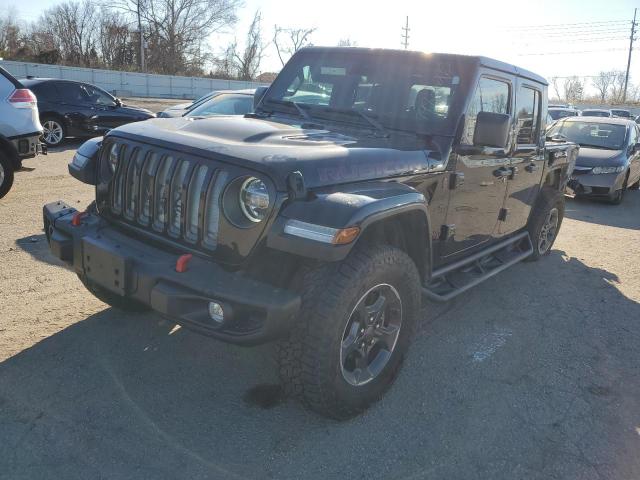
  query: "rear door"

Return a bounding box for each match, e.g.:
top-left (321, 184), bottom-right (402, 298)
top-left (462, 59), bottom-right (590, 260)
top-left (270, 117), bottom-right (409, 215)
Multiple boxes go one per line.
top-left (501, 81), bottom-right (545, 234)
top-left (442, 73), bottom-right (514, 257)
top-left (55, 81), bottom-right (94, 133)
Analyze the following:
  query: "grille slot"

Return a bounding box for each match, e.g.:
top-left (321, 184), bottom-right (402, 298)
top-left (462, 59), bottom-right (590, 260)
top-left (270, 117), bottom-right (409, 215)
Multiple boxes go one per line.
top-left (107, 141), bottom-right (229, 251)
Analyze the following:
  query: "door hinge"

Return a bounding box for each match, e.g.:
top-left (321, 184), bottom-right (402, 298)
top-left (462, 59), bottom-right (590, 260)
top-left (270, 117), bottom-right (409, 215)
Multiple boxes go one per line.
top-left (449, 172), bottom-right (464, 190)
top-left (440, 224), bottom-right (456, 241)
top-left (498, 208), bottom-right (509, 221)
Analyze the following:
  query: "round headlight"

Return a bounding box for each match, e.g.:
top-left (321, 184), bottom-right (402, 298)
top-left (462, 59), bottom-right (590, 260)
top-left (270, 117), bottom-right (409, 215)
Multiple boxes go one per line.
top-left (239, 177), bottom-right (270, 222)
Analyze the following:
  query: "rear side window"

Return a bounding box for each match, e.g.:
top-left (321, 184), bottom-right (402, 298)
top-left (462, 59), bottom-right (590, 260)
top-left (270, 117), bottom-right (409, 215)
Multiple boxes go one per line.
top-left (516, 86), bottom-right (541, 144)
top-left (462, 77), bottom-right (510, 144)
top-left (32, 82), bottom-right (59, 100)
top-left (56, 82), bottom-right (86, 102)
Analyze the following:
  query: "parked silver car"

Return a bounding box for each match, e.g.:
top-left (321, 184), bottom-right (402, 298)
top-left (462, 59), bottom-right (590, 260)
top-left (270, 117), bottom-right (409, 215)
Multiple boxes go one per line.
top-left (0, 66), bottom-right (45, 198)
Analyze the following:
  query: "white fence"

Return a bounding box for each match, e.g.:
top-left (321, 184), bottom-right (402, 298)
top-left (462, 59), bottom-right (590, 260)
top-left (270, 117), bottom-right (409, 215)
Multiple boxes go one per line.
top-left (0, 60), bottom-right (268, 99)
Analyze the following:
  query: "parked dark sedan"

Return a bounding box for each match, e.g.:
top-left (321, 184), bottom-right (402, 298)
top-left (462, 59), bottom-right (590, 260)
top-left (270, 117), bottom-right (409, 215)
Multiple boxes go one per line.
top-left (581, 108), bottom-right (612, 118)
top-left (548, 107), bottom-right (579, 120)
top-left (611, 108), bottom-right (632, 118)
top-left (550, 117), bottom-right (640, 204)
top-left (21, 78), bottom-right (155, 146)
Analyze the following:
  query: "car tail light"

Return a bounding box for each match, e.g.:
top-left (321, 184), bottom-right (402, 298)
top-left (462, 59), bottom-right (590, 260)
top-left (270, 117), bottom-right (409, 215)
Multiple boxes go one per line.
top-left (8, 89), bottom-right (37, 109)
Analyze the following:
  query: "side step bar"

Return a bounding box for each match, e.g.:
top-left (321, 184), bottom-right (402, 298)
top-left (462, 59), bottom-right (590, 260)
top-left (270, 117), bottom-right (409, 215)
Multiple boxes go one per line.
top-left (422, 232), bottom-right (533, 302)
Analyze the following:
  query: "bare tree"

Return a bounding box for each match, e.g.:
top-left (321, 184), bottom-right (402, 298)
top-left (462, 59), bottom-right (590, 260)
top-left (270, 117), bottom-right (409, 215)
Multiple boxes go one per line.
top-left (273, 25), bottom-right (315, 66)
top-left (109, 0), bottom-right (241, 74)
top-left (0, 11), bottom-right (22, 58)
top-left (563, 76), bottom-right (584, 103)
top-left (41, 0), bottom-right (100, 67)
top-left (549, 77), bottom-right (563, 101)
top-left (592, 71), bottom-right (615, 103)
top-left (608, 70), bottom-right (627, 104)
top-left (99, 10), bottom-right (135, 69)
top-left (232, 10), bottom-right (265, 81)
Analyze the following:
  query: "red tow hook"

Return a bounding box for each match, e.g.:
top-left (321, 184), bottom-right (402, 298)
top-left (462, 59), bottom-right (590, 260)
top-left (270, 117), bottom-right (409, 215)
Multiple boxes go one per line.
top-left (175, 254), bottom-right (193, 273)
top-left (71, 211), bottom-right (88, 227)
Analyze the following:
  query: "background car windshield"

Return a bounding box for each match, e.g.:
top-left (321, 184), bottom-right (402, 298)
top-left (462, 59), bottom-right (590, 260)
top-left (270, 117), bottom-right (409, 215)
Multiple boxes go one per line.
top-left (264, 51), bottom-right (465, 134)
top-left (551, 121), bottom-right (627, 149)
top-left (549, 109), bottom-right (576, 120)
top-left (582, 110), bottom-right (609, 117)
top-left (187, 94), bottom-right (253, 117)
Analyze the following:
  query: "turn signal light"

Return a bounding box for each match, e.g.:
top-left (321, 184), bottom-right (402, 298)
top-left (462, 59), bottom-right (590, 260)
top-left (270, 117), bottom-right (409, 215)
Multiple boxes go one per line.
top-left (333, 227), bottom-right (360, 245)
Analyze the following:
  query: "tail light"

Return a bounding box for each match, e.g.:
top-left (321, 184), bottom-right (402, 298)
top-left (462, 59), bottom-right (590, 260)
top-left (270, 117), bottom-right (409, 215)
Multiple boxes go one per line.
top-left (8, 89), bottom-right (37, 109)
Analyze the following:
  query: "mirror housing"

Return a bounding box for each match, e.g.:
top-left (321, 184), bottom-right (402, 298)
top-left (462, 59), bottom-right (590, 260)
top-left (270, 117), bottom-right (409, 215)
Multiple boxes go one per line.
top-left (114, 98), bottom-right (122, 107)
top-left (68, 137), bottom-right (103, 185)
top-left (253, 86), bottom-right (269, 109)
top-left (473, 111), bottom-right (511, 148)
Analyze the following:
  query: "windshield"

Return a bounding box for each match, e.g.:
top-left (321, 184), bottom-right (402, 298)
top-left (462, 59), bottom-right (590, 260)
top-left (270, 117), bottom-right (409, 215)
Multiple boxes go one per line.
top-left (550, 121), bottom-right (627, 149)
top-left (582, 110), bottom-right (610, 117)
top-left (261, 50), bottom-right (468, 135)
top-left (549, 109), bottom-right (577, 120)
top-left (186, 93), bottom-right (253, 117)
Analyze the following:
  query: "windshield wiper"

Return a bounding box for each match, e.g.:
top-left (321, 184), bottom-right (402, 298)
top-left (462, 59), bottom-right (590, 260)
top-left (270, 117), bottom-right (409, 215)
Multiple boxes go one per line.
top-left (262, 98), bottom-right (312, 121)
top-left (578, 143), bottom-right (616, 150)
top-left (315, 107), bottom-right (389, 137)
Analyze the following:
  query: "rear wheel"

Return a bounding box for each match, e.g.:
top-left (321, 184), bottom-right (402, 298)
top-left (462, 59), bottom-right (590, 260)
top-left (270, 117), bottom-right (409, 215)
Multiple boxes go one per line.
top-left (42, 117), bottom-right (65, 147)
top-left (278, 244), bottom-right (421, 420)
top-left (0, 151), bottom-right (15, 199)
top-left (526, 188), bottom-right (565, 262)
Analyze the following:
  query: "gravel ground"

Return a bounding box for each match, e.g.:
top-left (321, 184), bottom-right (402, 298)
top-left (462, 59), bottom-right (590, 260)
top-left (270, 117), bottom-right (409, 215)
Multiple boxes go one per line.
top-left (1, 144), bottom-right (639, 479)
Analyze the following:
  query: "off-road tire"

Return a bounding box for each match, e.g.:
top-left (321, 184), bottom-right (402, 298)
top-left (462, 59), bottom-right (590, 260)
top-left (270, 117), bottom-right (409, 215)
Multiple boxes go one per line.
top-left (77, 273), bottom-right (150, 312)
top-left (278, 244), bottom-right (421, 420)
top-left (525, 188), bottom-right (565, 262)
top-left (0, 151), bottom-right (15, 199)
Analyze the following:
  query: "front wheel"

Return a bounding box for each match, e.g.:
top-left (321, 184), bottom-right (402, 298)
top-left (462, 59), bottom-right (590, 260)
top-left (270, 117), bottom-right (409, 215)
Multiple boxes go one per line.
top-left (278, 244), bottom-right (421, 420)
top-left (526, 188), bottom-right (565, 262)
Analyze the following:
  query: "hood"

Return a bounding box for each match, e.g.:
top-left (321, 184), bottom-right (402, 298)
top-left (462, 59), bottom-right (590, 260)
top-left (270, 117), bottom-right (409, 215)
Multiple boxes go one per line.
top-left (576, 147), bottom-right (626, 167)
top-left (119, 104), bottom-right (154, 117)
top-left (109, 115), bottom-right (438, 190)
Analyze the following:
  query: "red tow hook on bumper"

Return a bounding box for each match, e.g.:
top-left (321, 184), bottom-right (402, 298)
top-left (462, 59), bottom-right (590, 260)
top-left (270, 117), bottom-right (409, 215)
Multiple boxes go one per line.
top-left (175, 254), bottom-right (193, 273)
top-left (71, 211), bottom-right (89, 226)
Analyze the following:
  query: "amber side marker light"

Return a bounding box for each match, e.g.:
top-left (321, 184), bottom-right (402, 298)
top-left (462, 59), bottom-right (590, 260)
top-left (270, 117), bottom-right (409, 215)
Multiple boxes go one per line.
top-left (283, 219), bottom-right (360, 245)
top-left (333, 226), bottom-right (360, 245)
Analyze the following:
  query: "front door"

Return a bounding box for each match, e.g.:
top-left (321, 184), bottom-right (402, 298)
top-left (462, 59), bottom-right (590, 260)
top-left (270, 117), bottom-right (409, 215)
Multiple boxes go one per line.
top-left (501, 82), bottom-right (545, 234)
top-left (442, 74), bottom-right (513, 257)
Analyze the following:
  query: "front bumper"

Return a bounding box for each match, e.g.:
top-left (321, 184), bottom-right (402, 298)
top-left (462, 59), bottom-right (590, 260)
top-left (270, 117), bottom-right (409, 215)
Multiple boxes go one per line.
top-left (43, 201), bottom-right (300, 345)
top-left (566, 170), bottom-right (625, 198)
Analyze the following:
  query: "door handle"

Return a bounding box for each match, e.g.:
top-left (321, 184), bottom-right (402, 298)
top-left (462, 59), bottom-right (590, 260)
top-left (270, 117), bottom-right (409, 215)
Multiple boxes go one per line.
top-left (525, 164), bottom-right (539, 173)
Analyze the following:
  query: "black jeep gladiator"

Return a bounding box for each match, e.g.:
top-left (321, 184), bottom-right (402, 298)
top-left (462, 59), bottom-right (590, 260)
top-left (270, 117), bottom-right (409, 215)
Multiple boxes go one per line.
top-left (43, 47), bottom-right (577, 419)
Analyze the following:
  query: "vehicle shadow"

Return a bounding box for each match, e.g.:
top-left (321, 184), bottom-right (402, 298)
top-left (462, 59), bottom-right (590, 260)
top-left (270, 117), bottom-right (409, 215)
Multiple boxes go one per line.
top-left (1, 250), bottom-right (639, 479)
top-left (47, 139), bottom-right (85, 154)
top-left (14, 234), bottom-right (70, 269)
top-left (564, 189), bottom-right (640, 230)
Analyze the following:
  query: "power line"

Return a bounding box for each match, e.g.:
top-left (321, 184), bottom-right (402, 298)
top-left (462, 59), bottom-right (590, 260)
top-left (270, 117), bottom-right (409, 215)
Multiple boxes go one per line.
top-left (516, 48), bottom-right (627, 56)
top-left (501, 19), bottom-right (630, 31)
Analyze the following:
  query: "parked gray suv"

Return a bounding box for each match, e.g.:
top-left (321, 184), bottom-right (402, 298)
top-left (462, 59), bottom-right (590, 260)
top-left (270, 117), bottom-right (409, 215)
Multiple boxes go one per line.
top-left (0, 66), bottom-right (45, 198)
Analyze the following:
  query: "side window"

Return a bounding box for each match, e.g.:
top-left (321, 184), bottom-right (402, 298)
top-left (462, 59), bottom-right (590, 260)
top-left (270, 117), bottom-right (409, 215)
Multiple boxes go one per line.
top-left (32, 82), bottom-right (59, 100)
top-left (56, 82), bottom-right (85, 103)
top-left (628, 125), bottom-right (638, 147)
top-left (462, 77), bottom-right (510, 144)
top-left (82, 84), bottom-right (116, 106)
top-left (516, 86), bottom-right (541, 144)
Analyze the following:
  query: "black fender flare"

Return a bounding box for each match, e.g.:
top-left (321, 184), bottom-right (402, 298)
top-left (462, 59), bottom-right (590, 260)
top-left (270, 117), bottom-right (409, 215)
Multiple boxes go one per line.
top-left (267, 181), bottom-right (433, 268)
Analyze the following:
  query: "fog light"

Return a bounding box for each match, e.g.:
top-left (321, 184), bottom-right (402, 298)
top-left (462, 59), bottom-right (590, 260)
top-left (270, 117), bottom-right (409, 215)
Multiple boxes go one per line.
top-left (208, 302), bottom-right (224, 324)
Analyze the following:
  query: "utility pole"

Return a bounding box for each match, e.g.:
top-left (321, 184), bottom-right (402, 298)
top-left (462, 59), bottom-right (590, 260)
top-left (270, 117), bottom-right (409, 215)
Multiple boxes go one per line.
top-left (401, 16), bottom-right (410, 50)
top-left (137, 0), bottom-right (145, 72)
top-left (622, 8), bottom-right (637, 103)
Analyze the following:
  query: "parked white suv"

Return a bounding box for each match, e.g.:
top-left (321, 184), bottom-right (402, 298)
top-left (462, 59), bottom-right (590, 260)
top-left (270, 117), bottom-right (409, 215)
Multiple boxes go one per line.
top-left (0, 66), bottom-right (44, 198)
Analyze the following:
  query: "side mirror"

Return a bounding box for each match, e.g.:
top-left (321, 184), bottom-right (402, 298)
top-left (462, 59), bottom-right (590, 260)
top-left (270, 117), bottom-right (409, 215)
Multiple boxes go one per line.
top-left (114, 98), bottom-right (122, 107)
top-left (473, 111), bottom-right (511, 149)
top-left (253, 86), bottom-right (269, 109)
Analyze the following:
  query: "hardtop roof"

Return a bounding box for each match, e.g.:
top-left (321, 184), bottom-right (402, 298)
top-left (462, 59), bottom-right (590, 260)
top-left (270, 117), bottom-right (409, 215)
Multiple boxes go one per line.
top-left (297, 47), bottom-right (548, 86)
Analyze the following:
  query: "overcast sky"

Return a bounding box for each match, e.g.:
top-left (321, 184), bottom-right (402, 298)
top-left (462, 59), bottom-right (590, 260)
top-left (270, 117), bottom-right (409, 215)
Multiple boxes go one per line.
top-left (7, 0), bottom-right (640, 91)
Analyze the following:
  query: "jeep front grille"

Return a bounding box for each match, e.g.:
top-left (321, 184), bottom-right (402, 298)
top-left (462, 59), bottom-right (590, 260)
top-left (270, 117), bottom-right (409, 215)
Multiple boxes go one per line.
top-left (106, 141), bottom-right (228, 251)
